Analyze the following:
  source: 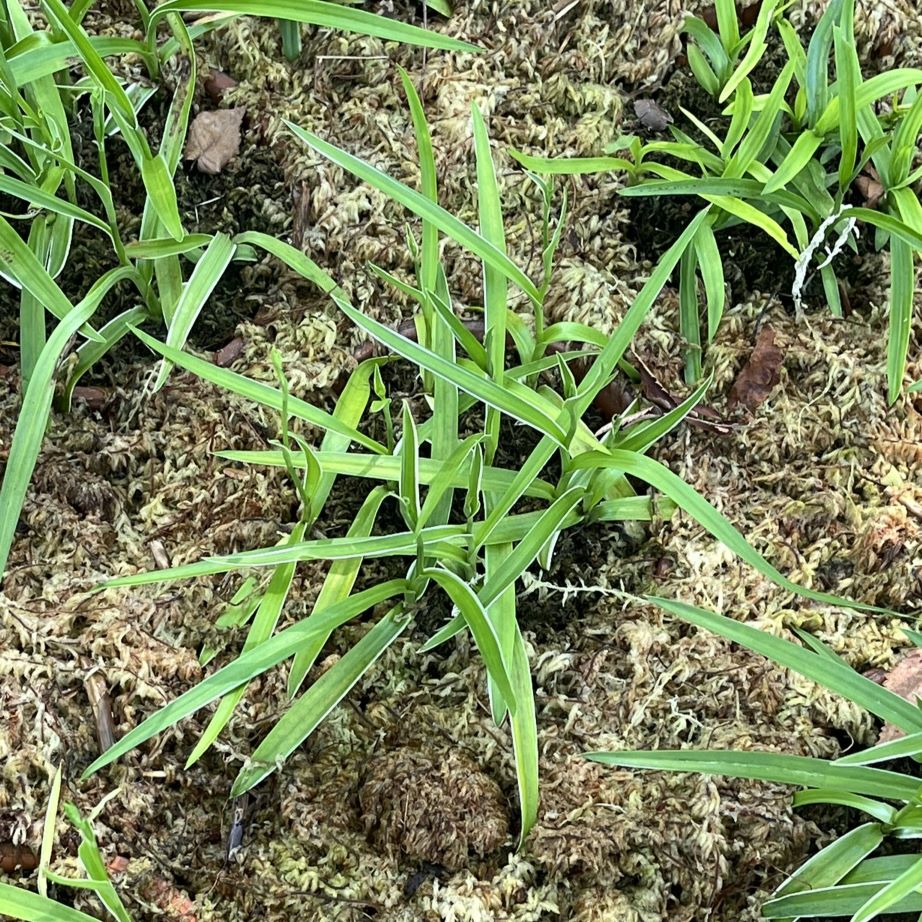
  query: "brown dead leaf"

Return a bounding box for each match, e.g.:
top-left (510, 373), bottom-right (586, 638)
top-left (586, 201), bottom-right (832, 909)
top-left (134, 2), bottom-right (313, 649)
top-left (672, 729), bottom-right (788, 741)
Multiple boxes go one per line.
top-left (632, 352), bottom-right (732, 434)
top-left (701, 1), bottom-right (762, 31)
top-left (855, 167), bottom-right (885, 209)
top-left (878, 649), bottom-right (922, 743)
top-left (0, 842), bottom-right (37, 873)
top-left (184, 108), bottom-right (245, 174)
top-left (727, 325), bottom-right (783, 411)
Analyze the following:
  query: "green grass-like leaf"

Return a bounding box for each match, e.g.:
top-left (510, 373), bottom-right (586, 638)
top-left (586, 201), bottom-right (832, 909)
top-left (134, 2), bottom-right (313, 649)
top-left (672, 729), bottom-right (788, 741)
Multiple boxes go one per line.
top-left (149, 0), bottom-right (476, 51)
top-left (693, 220), bottom-right (725, 341)
top-left (645, 597), bottom-right (920, 723)
top-left (0, 883), bottom-right (104, 921)
top-left (573, 456), bottom-right (898, 615)
top-left (763, 883), bottom-right (922, 918)
top-left (154, 232), bottom-right (235, 389)
top-left (231, 606), bottom-right (410, 795)
top-left (678, 245), bottom-right (701, 383)
top-left (0, 297), bottom-right (97, 579)
top-left (769, 822), bottom-right (884, 904)
top-left (885, 237), bottom-right (914, 405)
top-left (584, 750), bottom-right (922, 801)
top-left (131, 327), bottom-right (386, 454)
top-left (82, 580), bottom-right (409, 778)
top-left (287, 123), bottom-right (540, 304)
top-left (718, 0), bottom-right (777, 103)
top-left (508, 150), bottom-right (634, 175)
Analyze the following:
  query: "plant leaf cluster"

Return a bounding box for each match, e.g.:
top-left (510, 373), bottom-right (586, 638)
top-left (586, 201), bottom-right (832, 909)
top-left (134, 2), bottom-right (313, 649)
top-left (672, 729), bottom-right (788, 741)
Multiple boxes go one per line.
top-left (83, 78), bottom-right (894, 846)
top-left (512, 0), bottom-right (922, 398)
top-left (0, 0), bottom-right (472, 578)
top-left (0, 769), bottom-right (136, 922)
top-left (590, 601), bottom-right (922, 921)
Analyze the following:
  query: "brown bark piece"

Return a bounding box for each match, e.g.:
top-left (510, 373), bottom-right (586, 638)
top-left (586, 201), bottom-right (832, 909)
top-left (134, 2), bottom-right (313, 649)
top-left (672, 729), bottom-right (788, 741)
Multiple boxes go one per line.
top-left (214, 337), bottom-right (245, 367)
top-left (204, 69), bottom-right (237, 104)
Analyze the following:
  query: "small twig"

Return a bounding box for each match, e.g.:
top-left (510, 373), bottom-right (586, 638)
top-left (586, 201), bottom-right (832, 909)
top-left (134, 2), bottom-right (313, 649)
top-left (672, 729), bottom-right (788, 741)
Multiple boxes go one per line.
top-left (83, 664), bottom-right (117, 755)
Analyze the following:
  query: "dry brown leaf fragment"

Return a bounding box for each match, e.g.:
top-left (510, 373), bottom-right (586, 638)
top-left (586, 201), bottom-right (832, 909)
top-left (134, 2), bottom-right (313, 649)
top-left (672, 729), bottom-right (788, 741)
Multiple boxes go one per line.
top-left (631, 351), bottom-right (732, 434)
top-left (106, 855), bottom-right (130, 874)
top-left (700, 1), bottom-right (763, 30)
top-left (140, 878), bottom-right (198, 921)
top-left (0, 842), bottom-right (37, 873)
top-left (149, 539), bottom-right (171, 569)
top-left (878, 649), bottom-right (922, 743)
top-left (184, 108), bottom-right (245, 174)
top-left (727, 325), bottom-right (783, 411)
top-left (72, 385), bottom-right (109, 410)
top-left (855, 168), bottom-right (885, 209)
top-left (83, 666), bottom-right (117, 755)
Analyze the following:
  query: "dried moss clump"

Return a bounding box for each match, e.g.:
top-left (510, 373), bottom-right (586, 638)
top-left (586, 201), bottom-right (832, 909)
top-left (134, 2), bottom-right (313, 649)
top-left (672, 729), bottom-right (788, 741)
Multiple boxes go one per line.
top-left (359, 745), bottom-right (510, 870)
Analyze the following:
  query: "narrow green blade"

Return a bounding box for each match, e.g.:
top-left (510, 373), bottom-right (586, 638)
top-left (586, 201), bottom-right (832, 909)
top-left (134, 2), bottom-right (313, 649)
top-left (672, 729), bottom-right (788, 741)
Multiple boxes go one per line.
top-left (0, 297), bottom-right (97, 579)
top-left (286, 122), bottom-right (540, 304)
top-left (231, 606), bottom-right (410, 795)
top-left (149, 0), bottom-right (477, 51)
top-left (585, 750), bottom-right (922, 801)
top-left (81, 580), bottom-right (408, 778)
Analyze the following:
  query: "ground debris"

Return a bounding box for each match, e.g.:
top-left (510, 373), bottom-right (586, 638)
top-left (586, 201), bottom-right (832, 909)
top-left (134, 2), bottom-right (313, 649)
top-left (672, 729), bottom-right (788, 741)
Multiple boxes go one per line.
top-left (214, 337), bottom-right (245, 367)
top-left (632, 351), bottom-right (732, 434)
top-left (855, 166), bottom-right (885, 209)
top-left (72, 386), bottom-right (109, 410)
top-left (204, 69), bottom-right (237, 104)
top-left (878, 649), bottom-right (922, 743)
top-left (83, 664), bottom-right (117, 755)
top-left (0, 842), bottom-right (37, 873)
top-left (727, 325), bottom-right (784, 411)
top-left (634, 97), bottom-right (673, 130)
top-left (184, 108), bottom-right (245, 174)
top-left (140, 877), bottom-right (199, 921)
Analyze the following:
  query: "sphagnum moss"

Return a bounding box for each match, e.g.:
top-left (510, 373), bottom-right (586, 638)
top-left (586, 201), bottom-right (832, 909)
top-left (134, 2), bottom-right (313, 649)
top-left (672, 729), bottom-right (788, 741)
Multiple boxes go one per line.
top-left (2, 3), bottom-right (921, 922)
